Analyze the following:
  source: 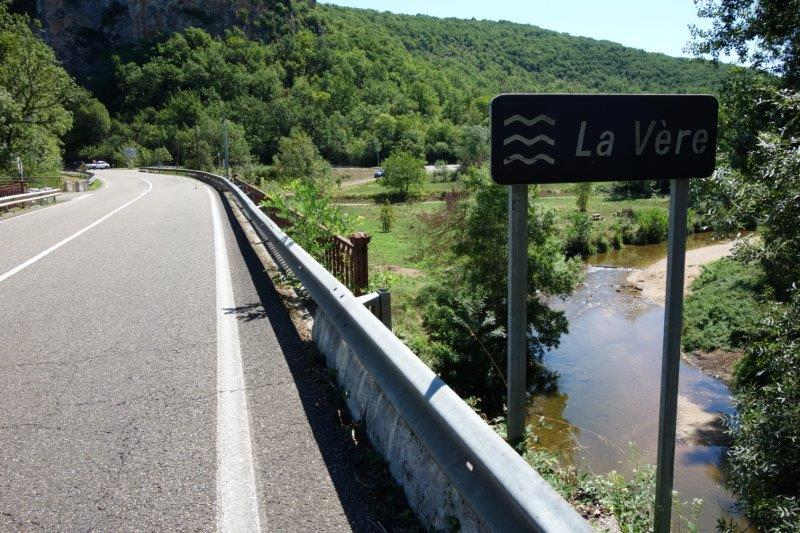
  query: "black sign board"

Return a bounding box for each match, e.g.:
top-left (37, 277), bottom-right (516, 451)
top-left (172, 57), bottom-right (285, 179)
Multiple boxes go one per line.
top-left (490, 94), bottom-right (718, 185)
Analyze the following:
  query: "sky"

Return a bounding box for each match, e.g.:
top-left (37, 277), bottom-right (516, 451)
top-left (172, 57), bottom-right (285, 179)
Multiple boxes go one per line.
top-left (325, 0), bottom-right (716, 60)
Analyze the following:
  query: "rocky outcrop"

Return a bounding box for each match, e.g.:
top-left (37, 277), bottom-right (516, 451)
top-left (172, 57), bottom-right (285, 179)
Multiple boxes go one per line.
top-left (33, 0), bottom-right (314, 76)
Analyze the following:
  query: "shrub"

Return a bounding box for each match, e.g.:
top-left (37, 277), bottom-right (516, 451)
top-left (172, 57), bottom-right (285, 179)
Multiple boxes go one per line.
top-left (575, 182), bottom-right (592, 212)
top-left (725, 291), bottom-right (800, 531)
top-left (564, 212), bottom-right (594, 258)
top-left (379, 201), bottom-right (394, 232)
top-left (591, 232), bottom-right (610, 254)
top-left (609, 223), bottom-right (624, 250)
top-left (633, 208), bottom-right (668, 244)
top-left (381, 150), bottom-right (426, 200)
top-left (682, 258), bottom-right (767, 352)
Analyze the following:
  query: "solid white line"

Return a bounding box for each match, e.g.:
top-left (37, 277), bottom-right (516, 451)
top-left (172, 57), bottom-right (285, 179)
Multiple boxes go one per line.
top-left (0, 178), bottom-right (152, 284)
top-left (210, 187), bottom-right (262, 533)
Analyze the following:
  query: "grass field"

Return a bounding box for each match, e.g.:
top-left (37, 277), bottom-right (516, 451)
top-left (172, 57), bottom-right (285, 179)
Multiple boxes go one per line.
top-left (333, 177), bottom-right (465, 202)
top-left (342, 186), bottom-right (671, 341)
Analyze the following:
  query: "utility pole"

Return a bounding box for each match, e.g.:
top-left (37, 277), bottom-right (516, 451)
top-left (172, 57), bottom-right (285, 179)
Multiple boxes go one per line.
top-left (223, 119), bottom-right (230, 179)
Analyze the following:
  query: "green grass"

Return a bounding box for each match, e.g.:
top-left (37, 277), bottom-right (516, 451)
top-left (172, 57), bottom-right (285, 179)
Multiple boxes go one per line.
top-left (683, 258), bottom-right (768, 353)
top-left (334, 178), bottom-right (464, 202)
top-left (89, 178), bottom-right (103, 190)
top-left (344, 191), bottom-right (673, 341)
top-left (537, 193), bottom-right (668, 220)
top-left (342, 201), bottom-right (443, 340)
top-left (27, 175), bottom-right (64, 189)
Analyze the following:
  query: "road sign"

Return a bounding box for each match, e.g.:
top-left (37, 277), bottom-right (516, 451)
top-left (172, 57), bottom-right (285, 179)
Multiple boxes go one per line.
top-left (490, 94), bottom-right (718, 184)
top-left (492, 93), bottom-right (718, 532)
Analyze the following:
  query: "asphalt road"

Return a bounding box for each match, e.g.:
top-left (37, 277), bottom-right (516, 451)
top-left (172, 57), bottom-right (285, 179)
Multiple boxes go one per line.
top-left (0, 169), bottom-right (380, 531)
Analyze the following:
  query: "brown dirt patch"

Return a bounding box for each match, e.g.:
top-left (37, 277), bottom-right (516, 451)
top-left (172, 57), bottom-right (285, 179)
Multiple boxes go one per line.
top-left (626, 240), bottom-right (738, 305)
top-left (385, 265), bottom-right (423, 277)
top-left (683, 348), bottom-right (743, 386)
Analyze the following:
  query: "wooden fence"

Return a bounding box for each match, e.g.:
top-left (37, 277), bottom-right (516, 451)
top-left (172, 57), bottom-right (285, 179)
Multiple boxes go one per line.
top-left (231, 176), bottom-right (371, 295)
top-left (0, 181), bottom-right (26, 198)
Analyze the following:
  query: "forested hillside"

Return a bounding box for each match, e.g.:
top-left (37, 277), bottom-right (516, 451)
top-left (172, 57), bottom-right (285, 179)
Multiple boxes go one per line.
top-left (52, 2), bottom-right (732, 169)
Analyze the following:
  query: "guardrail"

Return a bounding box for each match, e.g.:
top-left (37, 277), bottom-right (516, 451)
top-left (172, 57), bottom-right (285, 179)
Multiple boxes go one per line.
top-left (61, 170), bottom-right (95, 192)
top-left (0, 189), bottom-right (60, 210)
top-left (139, 167), bottom-right (592, 532)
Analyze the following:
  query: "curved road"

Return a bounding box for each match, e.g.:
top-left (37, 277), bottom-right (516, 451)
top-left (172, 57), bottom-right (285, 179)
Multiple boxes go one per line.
top-left (0, 169), bottom-right (379, 531)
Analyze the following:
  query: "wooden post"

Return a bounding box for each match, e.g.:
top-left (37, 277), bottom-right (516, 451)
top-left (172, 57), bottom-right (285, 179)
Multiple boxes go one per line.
top-left (349, 232), bottom-right (371, 296)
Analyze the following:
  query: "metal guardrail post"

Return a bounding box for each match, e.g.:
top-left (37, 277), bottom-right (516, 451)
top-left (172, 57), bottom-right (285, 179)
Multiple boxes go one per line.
top-left (378, 288), bottom-right (392, 331)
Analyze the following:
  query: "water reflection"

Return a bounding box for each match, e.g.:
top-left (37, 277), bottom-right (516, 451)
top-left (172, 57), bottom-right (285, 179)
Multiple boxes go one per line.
top-left (592, 232), bottom-right (730, 269)
top-left (528, 265), bottom-right (745, 531)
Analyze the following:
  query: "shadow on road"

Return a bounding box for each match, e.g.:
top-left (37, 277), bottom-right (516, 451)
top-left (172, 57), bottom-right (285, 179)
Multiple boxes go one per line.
top-left (218, 192), bottom-right (420, 533)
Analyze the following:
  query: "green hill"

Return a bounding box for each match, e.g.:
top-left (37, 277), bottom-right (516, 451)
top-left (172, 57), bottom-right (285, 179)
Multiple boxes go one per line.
top-left (77, 3), bottom-right (732, 167)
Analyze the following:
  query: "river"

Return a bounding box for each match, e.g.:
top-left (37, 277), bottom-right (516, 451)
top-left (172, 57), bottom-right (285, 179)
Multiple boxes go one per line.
top-left (528, 234), bottom-right (749, 531)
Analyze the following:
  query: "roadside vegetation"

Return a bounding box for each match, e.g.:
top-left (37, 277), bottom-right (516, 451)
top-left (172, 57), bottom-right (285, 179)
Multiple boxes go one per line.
top-left (4, 0), bottom-right (799, 529)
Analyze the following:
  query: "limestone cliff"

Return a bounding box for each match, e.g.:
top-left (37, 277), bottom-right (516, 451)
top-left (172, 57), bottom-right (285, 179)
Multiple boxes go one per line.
top-left (33, 0), bottom-right (314, 77)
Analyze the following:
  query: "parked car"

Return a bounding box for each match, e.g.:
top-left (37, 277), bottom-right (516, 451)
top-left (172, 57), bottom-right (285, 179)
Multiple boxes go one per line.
top-left (86, 160), bottom-right (111, 169)
top-left (374, 167), bottom-right (385, 178)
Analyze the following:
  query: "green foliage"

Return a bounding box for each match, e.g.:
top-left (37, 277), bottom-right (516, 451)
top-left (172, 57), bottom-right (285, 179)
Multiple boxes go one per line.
top-left (380, 150), bottom-right (425, 200)
top-left (633, 208), bottom-right (669, 244)
top-left (0, 3), bottom-right (78, 174)
top-left (690, 0), bottom-right (800, 88)
top-left (492, 422), bottom-right (695, 532)
top-left (609, 180), bottom-right (654, 200)
top-left (85, 3), bottom-right (730, 172)
top-left (575, 182), bottom-right (592, 212)
top-left (683, 258), bottom-right (767, 352)
top-left (418, 175), bottom-right (580, 414)
top-left (151, 146), bottom-right (173, 165)
top-left (63, 92), bottom-right (111, 165)
top-left (456, 125), bottom-right (489, 169)
top-left (262, 178), bottom-right (351, 259)
top-left (272, 128), bottom-right (331, 185)
top-left (379, 201), bottom-right (394, 232)
top-left (564, 212), bottom-right (594, 258)
top-left (725, 292), bottom-right (800, 531)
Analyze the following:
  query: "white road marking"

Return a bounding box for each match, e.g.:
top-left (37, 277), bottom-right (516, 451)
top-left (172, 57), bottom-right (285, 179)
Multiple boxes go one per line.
top-left (0, 178), bottom-right (152, 284)
top-left (209, 187), bottom-right (262, 533)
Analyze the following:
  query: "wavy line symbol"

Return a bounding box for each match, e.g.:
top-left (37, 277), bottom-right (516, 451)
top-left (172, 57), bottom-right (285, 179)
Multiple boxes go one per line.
top-left (503, 134), bottom-right (555, 147)
top-left (503, 114), bottom-right (555, 127)
top-left (503, 154), bottom-right (555, 166)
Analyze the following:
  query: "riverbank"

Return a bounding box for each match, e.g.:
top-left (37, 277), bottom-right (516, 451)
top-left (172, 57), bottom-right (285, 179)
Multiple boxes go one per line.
top-left (625, 239), bottom-right (738, 304)
top-left (625, 239), bottom-right (744, 385)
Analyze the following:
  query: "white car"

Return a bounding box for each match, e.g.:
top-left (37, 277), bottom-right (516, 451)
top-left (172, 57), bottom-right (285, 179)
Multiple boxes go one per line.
top-left (86, 160), bottom-right (111, 169)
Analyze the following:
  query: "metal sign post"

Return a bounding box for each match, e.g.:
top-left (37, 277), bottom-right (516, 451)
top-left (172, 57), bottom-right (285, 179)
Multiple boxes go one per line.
top-left (507, 183), bottom-right (528, 443)
top-left (16, 156), bottom-right (23, 180)
top-left (654, 178), bottom-right (690, 532)
top-left (490, 93), bottom-right (717, 531)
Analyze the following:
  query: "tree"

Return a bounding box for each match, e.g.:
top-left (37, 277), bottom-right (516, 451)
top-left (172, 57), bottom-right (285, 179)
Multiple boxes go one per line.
top-left (419, 173), bottom-right (581, 414)
top-left (152, 147), bottom-right (173, 165)
top-left (727, 126), bottom-right (800, 300)
top-left (690, 0), bottom-right (800, 88)
top-left (725, 292), bottom-right (800, 531)
top-left (456, 125), bottom-right (489, 168)
top-left (272, 128), bottom-right (331, 186)
top-left (63, 92), bottom-right (111, 164)
top-left (575, 182), bottom-right (592, 212)
top-left (0, 3), bottom-right (77, 174)
top-left (380, 150), bottom-right (425, 200)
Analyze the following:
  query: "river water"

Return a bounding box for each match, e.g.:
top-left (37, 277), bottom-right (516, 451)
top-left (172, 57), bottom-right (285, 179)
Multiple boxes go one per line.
top-left (527, 235), bottom-right (748, 531)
